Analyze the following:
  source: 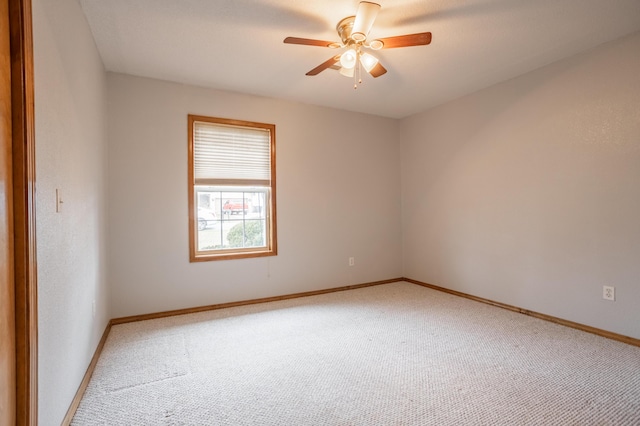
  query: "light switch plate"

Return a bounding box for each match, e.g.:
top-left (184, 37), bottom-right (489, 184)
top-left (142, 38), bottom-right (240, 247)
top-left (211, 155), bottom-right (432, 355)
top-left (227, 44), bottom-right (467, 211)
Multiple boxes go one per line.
top-left (56, 189), bottom-right (62, 213)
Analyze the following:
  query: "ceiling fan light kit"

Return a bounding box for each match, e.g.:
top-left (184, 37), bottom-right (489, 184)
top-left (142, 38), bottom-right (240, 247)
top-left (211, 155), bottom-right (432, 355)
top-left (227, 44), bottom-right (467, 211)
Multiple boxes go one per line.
top-left (284, 1), bottom-right (432, 89)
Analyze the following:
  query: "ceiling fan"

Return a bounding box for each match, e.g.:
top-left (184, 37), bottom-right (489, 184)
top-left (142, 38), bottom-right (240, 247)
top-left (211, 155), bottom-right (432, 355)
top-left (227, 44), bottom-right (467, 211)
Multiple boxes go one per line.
top-left (284, 1), bottom-right (432, 87)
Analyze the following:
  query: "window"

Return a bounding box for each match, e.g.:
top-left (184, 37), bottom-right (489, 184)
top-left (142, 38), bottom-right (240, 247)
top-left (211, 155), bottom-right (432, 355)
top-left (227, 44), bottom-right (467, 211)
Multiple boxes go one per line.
top-left (188, 115), bottom-right (277, 261)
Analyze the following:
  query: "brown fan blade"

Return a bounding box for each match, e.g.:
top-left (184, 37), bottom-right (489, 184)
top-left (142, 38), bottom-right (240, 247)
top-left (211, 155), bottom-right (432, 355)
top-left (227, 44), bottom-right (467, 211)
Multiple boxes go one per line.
top-left (369, 62), bottom-right (387, 78)
top-left (377, 32), bottom-right (432, 49)
top-left (306, 56), bottom-right (340, 76)
top-left (352, 1), bottom-right (381, 41)
top-left (284, 37), bottom-right (338, 48)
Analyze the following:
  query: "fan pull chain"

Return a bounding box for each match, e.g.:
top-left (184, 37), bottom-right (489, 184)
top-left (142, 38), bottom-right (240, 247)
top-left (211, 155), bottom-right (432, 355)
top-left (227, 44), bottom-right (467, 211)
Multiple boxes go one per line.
top-left (354, 51), bottom-right (363, 90)
top-left (354, 61), bottom-right (358, 89)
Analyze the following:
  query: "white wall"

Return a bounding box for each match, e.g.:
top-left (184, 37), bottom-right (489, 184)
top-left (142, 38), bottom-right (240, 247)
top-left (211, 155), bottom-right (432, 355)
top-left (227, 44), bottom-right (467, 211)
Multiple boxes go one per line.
top-left (107, 74), bottom-right (402, 318)
top-left (401, 31), bottom-right (640, 339)
top-left (33, 0), bottom-right (109, 423)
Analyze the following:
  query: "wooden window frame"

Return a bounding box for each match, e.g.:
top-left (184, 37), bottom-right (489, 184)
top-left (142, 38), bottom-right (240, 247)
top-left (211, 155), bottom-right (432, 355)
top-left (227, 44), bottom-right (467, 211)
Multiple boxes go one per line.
top-left (188, 115), bottom-right (277, 262)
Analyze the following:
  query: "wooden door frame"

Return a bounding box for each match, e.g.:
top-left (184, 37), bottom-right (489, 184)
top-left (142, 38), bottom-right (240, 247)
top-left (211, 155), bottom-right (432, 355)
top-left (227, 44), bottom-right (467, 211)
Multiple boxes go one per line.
top-left (9, 0), bottom-right (37, 424)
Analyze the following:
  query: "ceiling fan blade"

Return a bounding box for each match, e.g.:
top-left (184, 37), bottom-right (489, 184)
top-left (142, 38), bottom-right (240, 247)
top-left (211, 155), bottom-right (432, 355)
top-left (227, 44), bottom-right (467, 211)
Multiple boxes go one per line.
top-left (377, 32), bottom-right (432, 49)
top-left (369, 62), bottom-right (387, 78)
top-left (306, 56), bottom-right (340, 76)
top-left (352, 2), bottom-right (381, 41)
top-left (284, 37), bottom-right (338, 48)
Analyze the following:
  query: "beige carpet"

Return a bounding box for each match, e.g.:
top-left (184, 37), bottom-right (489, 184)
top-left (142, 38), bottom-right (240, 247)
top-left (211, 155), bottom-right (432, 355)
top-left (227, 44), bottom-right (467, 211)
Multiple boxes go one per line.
top-left (71, 282), bottom-right (640, 425)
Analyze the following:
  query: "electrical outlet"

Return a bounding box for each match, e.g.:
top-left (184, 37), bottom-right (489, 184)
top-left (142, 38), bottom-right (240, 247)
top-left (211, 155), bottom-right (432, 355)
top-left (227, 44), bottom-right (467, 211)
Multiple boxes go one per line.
top-left (603, 286), bottom-right (615, 301)
top-left (348, 257), bottom-right (355, 267)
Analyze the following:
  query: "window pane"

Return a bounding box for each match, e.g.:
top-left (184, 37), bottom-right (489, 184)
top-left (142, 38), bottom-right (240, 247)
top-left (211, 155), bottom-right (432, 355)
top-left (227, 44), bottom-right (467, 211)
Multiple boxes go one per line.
top-left (196, 188), bottom-right (267, 252)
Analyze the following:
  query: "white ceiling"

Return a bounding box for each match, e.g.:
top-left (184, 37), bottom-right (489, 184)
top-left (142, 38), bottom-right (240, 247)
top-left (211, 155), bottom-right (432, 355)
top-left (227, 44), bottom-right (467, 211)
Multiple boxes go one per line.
top-left (78, 0), bottom-right (640, 119)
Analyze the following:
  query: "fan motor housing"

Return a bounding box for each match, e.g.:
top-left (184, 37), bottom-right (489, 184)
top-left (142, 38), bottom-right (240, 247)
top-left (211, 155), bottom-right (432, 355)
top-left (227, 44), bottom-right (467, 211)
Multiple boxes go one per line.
top-left (336, 16), bottom-right (356, 44)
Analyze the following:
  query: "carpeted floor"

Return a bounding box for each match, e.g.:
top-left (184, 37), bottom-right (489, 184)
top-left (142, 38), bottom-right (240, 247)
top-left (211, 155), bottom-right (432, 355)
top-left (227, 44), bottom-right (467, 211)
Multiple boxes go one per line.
top-left (71, 281), bottom-right (640, 425)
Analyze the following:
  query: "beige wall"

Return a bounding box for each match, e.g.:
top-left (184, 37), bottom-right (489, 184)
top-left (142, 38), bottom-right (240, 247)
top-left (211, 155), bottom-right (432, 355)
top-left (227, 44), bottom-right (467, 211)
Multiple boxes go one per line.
top-left (400, 31), bottom-right (640, 339)
top-left (107, 73), bottom-right (403, 318)
top-left (33, 0), bottom-right (109, 423)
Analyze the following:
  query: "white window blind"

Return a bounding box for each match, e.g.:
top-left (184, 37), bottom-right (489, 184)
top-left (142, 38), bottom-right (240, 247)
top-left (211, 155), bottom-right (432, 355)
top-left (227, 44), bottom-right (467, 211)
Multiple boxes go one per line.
top-left (194, 121), bottom-right (271, 183)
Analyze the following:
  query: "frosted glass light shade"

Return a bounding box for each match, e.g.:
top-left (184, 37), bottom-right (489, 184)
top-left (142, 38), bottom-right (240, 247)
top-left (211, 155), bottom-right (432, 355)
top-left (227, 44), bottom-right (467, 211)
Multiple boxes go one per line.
top-left (360, 52), bottom-right (378, 72)
top-left (340, 49), bottom-right (357, 69)
top-left (339, 67), bottom-right (355, 77)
